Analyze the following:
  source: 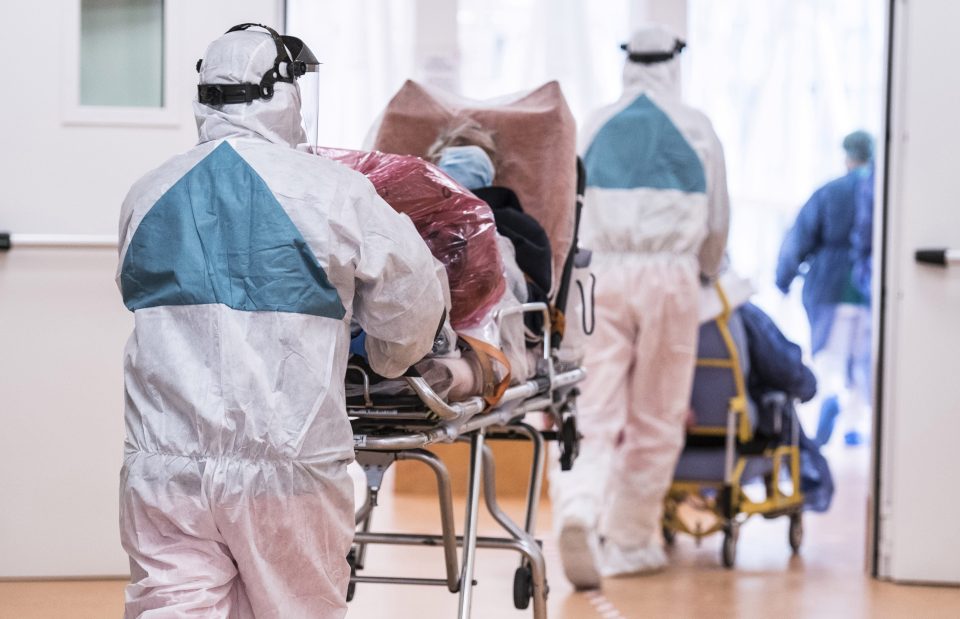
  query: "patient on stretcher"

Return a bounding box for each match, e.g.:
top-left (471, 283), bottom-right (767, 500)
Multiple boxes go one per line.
top-left (316, 143), bottom-right (543, 405)
top-left (335, 81), bottom-right (577, 408)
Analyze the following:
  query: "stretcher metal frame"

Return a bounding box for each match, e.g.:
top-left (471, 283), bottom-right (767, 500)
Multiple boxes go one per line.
top-left (662, 283), bottom-right (805, 568)
top-left (348, 303), bottom-right (584, 619)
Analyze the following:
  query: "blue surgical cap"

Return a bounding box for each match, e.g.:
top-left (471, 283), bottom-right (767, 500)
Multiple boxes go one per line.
top-left (437, 145), bottom-right (495, 190)
top-left (843, 130), bottom-right (874, 164)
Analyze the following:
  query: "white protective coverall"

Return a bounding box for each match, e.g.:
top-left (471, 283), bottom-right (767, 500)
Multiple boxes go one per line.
top-left (117, 30), bottom-right (445, 618)
top-left (550, 25), bottom-right (729, 584)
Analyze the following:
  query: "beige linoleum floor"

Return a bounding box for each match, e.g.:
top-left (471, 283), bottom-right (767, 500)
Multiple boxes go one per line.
top-left (1, 445), bottom-right (958, 618)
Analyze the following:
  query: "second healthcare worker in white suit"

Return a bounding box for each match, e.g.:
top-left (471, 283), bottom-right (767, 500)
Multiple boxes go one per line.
top-left (551, 25), bottom-right (730, 587)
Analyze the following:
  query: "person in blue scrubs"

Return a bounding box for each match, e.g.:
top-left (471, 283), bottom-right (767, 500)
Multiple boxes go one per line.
top-left (776, 130), bottom-right (874, 447)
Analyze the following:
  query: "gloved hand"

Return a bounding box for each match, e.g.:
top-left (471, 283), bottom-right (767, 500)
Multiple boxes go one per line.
top-left (349, 331), bottom-right (368, 359)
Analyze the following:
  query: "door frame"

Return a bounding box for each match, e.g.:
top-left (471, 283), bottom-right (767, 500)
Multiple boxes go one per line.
top-left (869, 0), bottom-right (896, 578)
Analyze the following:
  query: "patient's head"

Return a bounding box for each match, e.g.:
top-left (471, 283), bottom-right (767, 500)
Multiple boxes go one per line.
top-left (427, 121), bottom-right (497, 190)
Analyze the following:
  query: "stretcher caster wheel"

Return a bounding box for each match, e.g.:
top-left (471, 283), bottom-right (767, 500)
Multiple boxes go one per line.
top-left (789, 512), bottom-right (803, 553)
top-left (346, 549), bottom-right (358, 602)
top-left (513, 565), bottom-right (533, 610)
top-left (663, 525), bottom-right (676, 547)
top-left (559, 415), bottom-right (580, 471)
top-left (721, 524), bottom-right (738, 568)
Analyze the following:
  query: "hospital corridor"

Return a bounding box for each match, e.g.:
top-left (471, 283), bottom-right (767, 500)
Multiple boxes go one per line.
top-left (2, 1), bottom-right (960, 618)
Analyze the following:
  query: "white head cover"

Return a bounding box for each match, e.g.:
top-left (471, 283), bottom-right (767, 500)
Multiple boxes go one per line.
top-left (194, 29), bottom-right (307, 147)
top-left (622, 24), bottom-right (683, 98)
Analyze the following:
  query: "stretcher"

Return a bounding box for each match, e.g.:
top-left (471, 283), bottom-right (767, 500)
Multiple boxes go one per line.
top-left (347, 304), bottom-right (584, 618)
top-left (345, 174), bottom-right (588, 617)
top-left (344, 81), bottom-right (588, 618)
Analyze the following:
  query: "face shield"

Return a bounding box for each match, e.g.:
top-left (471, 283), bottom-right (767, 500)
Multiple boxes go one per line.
top-left (279, 34), bottom-right (321, 152)
top-left (296, 61), bottom-right (320, 152)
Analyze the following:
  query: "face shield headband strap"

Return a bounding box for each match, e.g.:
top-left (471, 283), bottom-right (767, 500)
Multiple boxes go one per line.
top-left (196, 23), bottom-right (316, 106)
top-left (621, 39), bottom-right (687, 64)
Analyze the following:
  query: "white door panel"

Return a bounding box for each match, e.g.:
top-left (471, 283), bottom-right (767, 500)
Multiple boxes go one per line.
top-left (878, 0), bottom-right (960, 584)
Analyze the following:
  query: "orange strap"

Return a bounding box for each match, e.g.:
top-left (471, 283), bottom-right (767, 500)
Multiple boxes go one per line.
top-left (551, 307), bottom-right (566, 338)
top-left (459, 334), bottom-right (512, 407)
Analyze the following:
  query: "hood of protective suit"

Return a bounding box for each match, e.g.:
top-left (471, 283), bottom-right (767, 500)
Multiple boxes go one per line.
top-left (194, 30), bottom-right (307, 147)
top-left (622, 25), bottom-right (682, 98)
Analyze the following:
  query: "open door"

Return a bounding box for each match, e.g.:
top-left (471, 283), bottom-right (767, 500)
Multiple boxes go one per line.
top-left (874, 0), bottom-right (960, 584)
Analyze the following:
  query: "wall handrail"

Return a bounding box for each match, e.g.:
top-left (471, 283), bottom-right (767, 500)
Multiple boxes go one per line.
top-left (0, 233), bottom-right (119, 251)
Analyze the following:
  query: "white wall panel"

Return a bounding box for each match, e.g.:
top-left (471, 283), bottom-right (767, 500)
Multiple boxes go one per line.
top-left (0, 0), bottom-right (283, 578)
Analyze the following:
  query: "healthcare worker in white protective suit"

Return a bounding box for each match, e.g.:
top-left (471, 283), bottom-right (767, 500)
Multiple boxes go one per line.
top-left (116, 24), bottom-right (445, 618)
top-left (550, 25), bottom-right (729, 587)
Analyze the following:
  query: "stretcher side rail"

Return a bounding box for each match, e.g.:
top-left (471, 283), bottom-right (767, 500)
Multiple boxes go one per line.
top-left (348, 302), bottom-right (554, 423)
top-left (351, 367), bottom-right (584, 450)
top-left (348, 300), bottom-right (582, 447)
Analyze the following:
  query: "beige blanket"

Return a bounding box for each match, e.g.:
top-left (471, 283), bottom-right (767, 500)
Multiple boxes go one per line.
top-left (372, 80), bottom-right (578, 297)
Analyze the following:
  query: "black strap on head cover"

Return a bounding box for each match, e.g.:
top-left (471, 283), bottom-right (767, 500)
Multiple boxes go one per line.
top-left (621, 39), bottom-right (687, 64)
top-left (196, 23), bottom-right (311, 106)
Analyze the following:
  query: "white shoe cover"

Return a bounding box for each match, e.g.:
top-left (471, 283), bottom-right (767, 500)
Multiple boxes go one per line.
top-left (602, 541), bottom-right (668, 577)
top-left (558, 519), bottom-right (603, 590)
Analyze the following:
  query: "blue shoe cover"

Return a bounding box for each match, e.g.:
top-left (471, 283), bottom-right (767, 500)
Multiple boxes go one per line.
top-left (815, 396), bottom-right (840, 447)
top-left (843, 430), bottom-right (864, 446)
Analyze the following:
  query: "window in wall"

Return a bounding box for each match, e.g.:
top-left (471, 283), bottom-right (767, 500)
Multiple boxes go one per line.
top-left (684, 0), bottom-right (886, 326)
top-left (80, 0), bottom-right (164, 108)
top-left (286, 0), bottom-right (415, 149)
top-left (458, 0), bottom-right (630, 124)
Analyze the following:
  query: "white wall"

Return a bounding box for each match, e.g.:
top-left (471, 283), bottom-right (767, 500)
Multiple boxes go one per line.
top-left (413, 0), bottom-right (460, 91)
top-left (631, 0), bottom-right (688, 37)
top-left (0, 0), bottom-right (282, 578)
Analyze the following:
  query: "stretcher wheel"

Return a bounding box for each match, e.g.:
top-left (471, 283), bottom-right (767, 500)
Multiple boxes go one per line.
top-left (346, 549), bottom-right (358, 602)
top-left (559, 414), bottom-right (579, 471)
top-left (513, 565), bottom-right (533, 610)
top-left (721, 524), bottom-right (738, 569)
top-left (789, 512), bottom-right (803, 553)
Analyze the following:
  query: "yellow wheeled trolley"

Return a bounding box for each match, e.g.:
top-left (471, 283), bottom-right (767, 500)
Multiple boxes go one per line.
top-left (663, 284), bottom-right (804, 568)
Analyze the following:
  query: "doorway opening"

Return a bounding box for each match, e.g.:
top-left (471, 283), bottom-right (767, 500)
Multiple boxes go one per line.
top-left (683, 0), bottom-right (887, 574)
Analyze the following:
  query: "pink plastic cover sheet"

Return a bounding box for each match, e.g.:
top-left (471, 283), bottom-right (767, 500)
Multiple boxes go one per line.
top-left (315, 148), bottom-right (505, 329)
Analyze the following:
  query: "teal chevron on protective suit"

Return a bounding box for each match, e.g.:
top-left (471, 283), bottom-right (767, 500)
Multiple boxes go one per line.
top-left (584, 94), bottom-right (706, 193)
top-left (121, 141), bottom-right (346, 319)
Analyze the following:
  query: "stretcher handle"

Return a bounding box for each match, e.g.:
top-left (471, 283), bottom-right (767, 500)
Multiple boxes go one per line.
top-left (552, 157), bottom-right (587, 349)
top-left (404, 376), bottom-right (481, 422)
